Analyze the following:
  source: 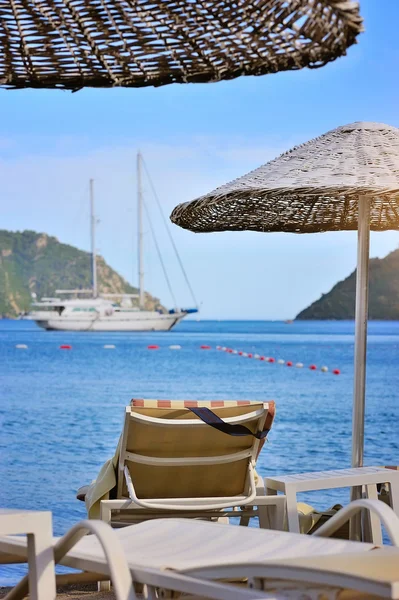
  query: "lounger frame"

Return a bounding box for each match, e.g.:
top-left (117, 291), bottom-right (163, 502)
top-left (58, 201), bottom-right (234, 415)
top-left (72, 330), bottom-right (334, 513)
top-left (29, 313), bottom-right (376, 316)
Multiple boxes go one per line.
top-left (117, 404), bottom-right (269, 512)
top-left (2, 500), bottom-right (399, 600)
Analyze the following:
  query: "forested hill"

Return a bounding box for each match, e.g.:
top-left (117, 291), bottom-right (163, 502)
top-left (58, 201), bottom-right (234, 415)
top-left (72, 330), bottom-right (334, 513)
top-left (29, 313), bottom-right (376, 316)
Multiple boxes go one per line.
top-left (0, 230), bottom-right (163, 317)
top-left (296, 248), bottom-right (399, 320)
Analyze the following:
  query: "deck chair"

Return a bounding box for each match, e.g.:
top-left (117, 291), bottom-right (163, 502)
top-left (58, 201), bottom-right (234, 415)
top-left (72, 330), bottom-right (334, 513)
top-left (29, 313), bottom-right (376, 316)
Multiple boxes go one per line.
top-left (82, 399), bottom-right (282, 528)
top-left (2, 500), bottom-right (399, 600)
top-left (0, 518), bottom-right (260, 600)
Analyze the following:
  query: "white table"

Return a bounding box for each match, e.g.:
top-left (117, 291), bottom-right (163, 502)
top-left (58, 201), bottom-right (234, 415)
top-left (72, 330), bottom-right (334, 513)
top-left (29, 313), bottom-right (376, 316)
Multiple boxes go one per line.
top-left (265, 467), bottom-right (399, 543)
top-left (0, 509), bottom-right (56, 600)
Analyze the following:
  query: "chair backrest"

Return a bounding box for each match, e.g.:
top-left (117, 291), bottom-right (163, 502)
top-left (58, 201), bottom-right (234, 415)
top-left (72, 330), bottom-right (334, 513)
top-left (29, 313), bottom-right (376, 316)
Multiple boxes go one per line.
top-left (117, 399), bottom-right (275, 502)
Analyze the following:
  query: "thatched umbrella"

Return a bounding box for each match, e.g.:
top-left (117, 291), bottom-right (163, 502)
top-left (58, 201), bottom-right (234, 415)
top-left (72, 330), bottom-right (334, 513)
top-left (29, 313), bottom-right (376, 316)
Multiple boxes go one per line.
top-left (0, 0), bottom-right (362, 91)
top-left (170, 121), bottom-right (399, 472)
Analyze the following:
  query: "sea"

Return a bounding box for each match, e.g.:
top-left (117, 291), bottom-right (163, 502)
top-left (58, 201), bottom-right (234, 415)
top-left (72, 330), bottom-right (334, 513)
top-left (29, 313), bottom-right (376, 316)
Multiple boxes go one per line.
top-left (1, 318), bottom-right (399, 585)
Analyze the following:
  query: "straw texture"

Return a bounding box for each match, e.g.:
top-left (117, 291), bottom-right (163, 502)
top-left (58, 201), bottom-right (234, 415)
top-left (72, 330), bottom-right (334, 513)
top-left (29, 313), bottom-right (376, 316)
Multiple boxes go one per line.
top-left (0, 0), bottom-right (362, 91)
top-left (170, 122), bottom-right (399, 234)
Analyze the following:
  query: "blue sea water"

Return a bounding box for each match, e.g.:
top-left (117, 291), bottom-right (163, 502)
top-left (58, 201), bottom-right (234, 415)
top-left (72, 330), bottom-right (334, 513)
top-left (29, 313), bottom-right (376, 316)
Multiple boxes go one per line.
top-left (1, 319), bottom-right (399, 585)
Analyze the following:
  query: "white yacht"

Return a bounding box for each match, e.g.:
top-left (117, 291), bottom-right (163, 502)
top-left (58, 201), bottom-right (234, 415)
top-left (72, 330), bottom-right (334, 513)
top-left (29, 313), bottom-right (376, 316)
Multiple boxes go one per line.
top-left (27, 153), bottom-right (198, 332)
top-left (29, 296), bottom-right (190, 331)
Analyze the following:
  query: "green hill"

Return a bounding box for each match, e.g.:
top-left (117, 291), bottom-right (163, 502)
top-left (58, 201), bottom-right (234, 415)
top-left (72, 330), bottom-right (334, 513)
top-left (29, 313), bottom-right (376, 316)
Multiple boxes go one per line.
top-left (296, 248), bottom-right (399, 320)
top-left (0, 230), bottom-right (163, 317)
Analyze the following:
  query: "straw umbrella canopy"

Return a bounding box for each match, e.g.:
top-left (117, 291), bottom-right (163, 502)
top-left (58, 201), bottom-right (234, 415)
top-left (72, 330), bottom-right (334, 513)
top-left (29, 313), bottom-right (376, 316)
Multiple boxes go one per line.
top-left (170, 121), bottom-right (399, 470)
top-left (0, 0), bottom-right (362, 91)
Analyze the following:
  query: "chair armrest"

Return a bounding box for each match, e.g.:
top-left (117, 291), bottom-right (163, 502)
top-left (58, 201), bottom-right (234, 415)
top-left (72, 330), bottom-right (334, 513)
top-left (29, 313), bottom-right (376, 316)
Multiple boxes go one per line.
top-left (314, 499), bottom-right (399, 545)
top-left (6, 520), bottom-right (136, 600)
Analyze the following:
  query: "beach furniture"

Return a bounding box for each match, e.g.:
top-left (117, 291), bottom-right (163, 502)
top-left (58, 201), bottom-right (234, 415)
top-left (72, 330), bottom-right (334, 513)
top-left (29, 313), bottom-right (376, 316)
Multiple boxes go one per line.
top-left (82, 399), bottom-right (285, 528)
top-left (2, 500), bottom-right (399, 599)
top-left (0, 514), bottom-right (232, 600)
top-left (0, 509), bottom-right (55, 600)
top-left (266, 466), bottom-right (399, 542)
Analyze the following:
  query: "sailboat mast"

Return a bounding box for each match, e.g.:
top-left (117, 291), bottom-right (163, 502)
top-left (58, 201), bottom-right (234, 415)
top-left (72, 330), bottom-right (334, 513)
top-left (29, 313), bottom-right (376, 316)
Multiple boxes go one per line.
top-left (137, 152), bottom-right (145, 309)
top-left (90, 178), bottom-right (98, 298)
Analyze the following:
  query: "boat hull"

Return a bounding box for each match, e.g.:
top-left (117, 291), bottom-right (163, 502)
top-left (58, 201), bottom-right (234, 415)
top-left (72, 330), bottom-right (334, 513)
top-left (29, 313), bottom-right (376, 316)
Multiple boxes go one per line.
top-left (31, 312), bottom-right (185, 332)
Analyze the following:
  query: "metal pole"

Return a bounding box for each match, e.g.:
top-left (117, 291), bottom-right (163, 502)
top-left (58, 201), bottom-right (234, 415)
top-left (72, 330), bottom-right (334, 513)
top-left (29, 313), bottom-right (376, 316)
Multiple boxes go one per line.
top-left (352, 195), bottom-right (370, 469)
top-left (137, 152), bottom-right (145, 309)
top-left (349, 196), bottom-right (370, 541)
top-left (90, 179), bottom-right (98, 298)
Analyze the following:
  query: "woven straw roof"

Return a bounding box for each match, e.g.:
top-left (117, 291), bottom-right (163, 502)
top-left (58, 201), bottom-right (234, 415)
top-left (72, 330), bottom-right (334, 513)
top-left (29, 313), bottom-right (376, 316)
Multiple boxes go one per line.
top-left (170, 122), bottom-right (399, 234)
top-left (0, 0), bottom-right (362, 91)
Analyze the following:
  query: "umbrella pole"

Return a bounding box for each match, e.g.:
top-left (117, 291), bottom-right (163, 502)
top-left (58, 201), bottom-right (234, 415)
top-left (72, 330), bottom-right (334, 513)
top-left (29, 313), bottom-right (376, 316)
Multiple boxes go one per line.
top-left (350, 195), bottom-right (370, 538)
top-left (352, 195), bottom-right (370, 469)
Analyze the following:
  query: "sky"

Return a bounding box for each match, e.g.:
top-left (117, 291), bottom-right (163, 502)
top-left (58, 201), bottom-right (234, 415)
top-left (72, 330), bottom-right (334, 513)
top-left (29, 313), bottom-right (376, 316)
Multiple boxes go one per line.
top-left (1, 0), bottom-right (399, 320)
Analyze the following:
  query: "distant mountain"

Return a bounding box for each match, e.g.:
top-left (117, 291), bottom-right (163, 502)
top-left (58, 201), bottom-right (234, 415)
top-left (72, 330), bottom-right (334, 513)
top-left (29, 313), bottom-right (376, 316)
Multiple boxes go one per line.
top-left (296, 248), bottom-right (399, 320)
top-left (0, 230), bottom-right (163, 318)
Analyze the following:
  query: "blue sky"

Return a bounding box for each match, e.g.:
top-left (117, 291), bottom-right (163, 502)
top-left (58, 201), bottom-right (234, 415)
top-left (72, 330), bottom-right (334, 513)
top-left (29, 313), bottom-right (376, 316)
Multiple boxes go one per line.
top-left (1, 0), bottom-right (399, 319)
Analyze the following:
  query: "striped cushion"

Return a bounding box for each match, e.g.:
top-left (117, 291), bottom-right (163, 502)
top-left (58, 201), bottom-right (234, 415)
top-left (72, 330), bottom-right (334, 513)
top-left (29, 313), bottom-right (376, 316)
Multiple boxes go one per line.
top-left (130, 399), bottom-right (275, 435)
top-left (131, 399), bottom-right (259, 408)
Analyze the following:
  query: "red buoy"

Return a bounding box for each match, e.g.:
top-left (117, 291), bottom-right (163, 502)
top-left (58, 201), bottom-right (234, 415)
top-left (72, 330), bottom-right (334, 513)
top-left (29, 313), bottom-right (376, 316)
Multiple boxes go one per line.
top-left (259, 356), bottom-right (266, 361)
top-left (268, 357), bottom-right (275, 363)
top-left (286, 361), bottom-right (293, 367)
top-left (247, 353), bottom-right (253, 358)
top-left (333, 369), bottom-right (341, 375)
top-left (200, 345), bottom-right (211, 350)
top-left (59, 344), bottom-right (72, 350)
top-left (238, 351), bottom-right (243, 356)
top-left (147, 345), bottom-right (159, 350)
top-left (309, 364), bottom-right (317, 370)
top-left (226, 348), bottom-right (233, 353)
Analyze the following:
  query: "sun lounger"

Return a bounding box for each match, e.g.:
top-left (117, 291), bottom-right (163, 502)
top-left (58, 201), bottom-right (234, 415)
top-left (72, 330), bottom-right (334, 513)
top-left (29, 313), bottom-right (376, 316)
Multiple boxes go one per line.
top-left (0, 517), bottom-right (260, 600)
top-left (81, 399), bottom-right (282, 528)
top-left (2, 499), bottom-right (399, 600)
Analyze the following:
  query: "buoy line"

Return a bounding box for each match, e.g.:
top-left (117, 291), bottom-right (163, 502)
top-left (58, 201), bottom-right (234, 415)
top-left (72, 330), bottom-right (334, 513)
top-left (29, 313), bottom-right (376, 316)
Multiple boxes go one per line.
top-left (15, 343), bottom-right (340, 375)
top-left (216, 346), bottom-right (340, 374)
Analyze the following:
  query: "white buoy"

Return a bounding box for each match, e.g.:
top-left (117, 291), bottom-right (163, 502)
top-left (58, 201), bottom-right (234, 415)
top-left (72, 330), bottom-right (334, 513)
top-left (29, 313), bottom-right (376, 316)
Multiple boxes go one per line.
top-left (16, 344), bottom-right (28, 349)
top-left (296, 362), bottom-right (304, 368)
top-left (232, 349), bottom-right (238, 354)
top-left (321, 366), bottom-right (329, 372)
top-left (169, 345), bottom-right (182, 350)
top-left (242, 352), bottom-right (248, 357)
top-left (254, 354), bottom-right (261, 359)
top-left (104, 344), bottom-right (116, 349)
top-left (277, 359), bottom-right (285, 365)
top-left (221, 346), bottom-right (227, 351)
